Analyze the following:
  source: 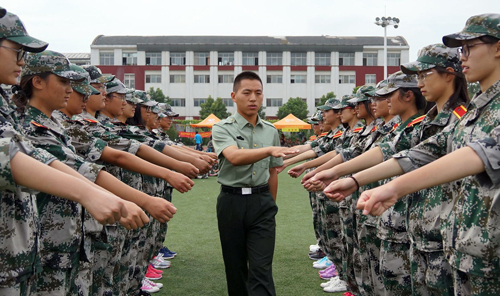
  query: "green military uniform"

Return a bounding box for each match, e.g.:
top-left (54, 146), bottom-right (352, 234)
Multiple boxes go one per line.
top-left (213, 111), bottom-right (282, 296)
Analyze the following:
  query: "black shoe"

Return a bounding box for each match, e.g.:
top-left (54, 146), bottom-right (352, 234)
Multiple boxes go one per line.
top-left (308, 249), bottom-right (325, 260)
top-left (137, 291), bottom-right (151, 296)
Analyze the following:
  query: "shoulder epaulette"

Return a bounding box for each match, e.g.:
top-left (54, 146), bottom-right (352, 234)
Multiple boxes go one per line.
top-left (30, 120), bottom-right (49, 129)
top-left (309, 135), bottom-right (317, 141)
top-left (407, 115), bottom-right (426, 127)
top-left (83, 118), bottom-right (98, 123)
top-left (352, 127), bottom-right (363, 133)
top-left (391, 123), bottom-right (400, 132)
top-left (333, 130), bottom-right (343, 139)
top-left (371, 126), bottom-right (378, 132)
top-left (452, 105), bottom-right (467, 119)
top-left (64, 119), bottom-right (83, 124)
top-left (320, 132), bottom-right (328, 137)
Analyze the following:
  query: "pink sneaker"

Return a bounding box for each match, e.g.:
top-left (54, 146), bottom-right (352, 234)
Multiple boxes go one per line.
top-left (319, 264), bottom-right (337, 279)
top-left (148, 264), bottom-right (163, 274)
top-left (319, 264), bottom-right (335, 275)
top-left (145, 269), bottom-right (162, 280)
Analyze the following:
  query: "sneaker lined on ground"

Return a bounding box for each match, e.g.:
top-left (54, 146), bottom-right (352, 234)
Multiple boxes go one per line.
top-left (148, 264), bottom-right (163, 274)
top-left (160, 246), bottom-right (177, 257)
top-left (343, 292), bottom-right (354, 296)
top-left (320, 276), bottom-right (339, 288)
top-left (319, 264), bottom-right (337, 279)
top-left (150, 254), bottom-right (171, 269)
top-left (144, 278), bottom-right (163, 289)
top-left (323, 278), bottom-right (347, 293)
top-left (141, 279), bottom-right (160, 293)
top-left (157, 248), bottom-right (174, 259)
top-left (309, 244), bottom-right (320, 252)
top-left (313, 256), bottom-right (327, 265)
top-left (308, 249), bottom-right (325, 260)
top-left (144, 270), bottom-right (162, 280)
top-left (313, 257), bottom-right (332, 269)
top-left (136, 291), bottom-right (152, 296)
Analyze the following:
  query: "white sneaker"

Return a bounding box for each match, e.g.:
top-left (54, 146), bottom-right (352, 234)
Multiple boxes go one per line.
top-left (313, 258), bottom-right (332, 269)
top-left (141, 279), bottom-right (160, 293)
top-left (323, 278), bottom-right (347, 293)
top-left (320, 277), bottom-right (338, 288)
top-left (150, 254), bottom-right (172, 269)
top-left (309, 244), bottom-right (320, 252)
top-left (144, 278), bottom-right (163, 289)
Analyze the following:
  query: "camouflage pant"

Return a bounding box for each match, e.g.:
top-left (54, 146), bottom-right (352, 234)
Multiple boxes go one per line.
top-left (0, 275), bottom-right (37, 296)
top-left (354, 222), bottom-right (384, 296)
top-left (320, 198), bottom-right (343, 277)
top-left (108, 226), bottom-right (128, 296)
top-left (379, 240), bottom-right (411, 296)
top-left (452, 268), bottom-right (500, 296)
top-left (74, 260), bottom-right (92, 296)
top-left (309, 191), bottom-right (321, 244)
top-left (339, 203), bottom-right (359, 294)
top-left (409, 245), bottom-right (453, 296)
top-left (115, 228), bottom-right (133, 296)
top-left (35, 263), bottom-right (79, 296)
top-left (127, 223), bottom-right (149, 295)
top-left (91, 227), bottom-right (116, 296)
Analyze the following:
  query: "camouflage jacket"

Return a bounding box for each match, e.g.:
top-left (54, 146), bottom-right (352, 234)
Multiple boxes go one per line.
top-left (394, 80), bottom-right (500, 277)
top-left (23, 106), bottom-right (105, 268)
top-left (0, 94), bottom-right (56, 286)
top-left (314, 125), bottom-right (345, 156)
top-left (117, 124), bottom-right (166, 153)
top-left (340, 118), bottom-right (380, 162)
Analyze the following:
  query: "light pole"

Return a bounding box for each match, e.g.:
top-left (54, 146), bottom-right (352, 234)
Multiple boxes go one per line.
top-left (375, 16), bottom-right (400, 79)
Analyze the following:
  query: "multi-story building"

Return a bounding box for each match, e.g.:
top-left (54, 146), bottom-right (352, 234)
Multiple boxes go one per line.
top-left (90, 35), bottom-right (409, 119)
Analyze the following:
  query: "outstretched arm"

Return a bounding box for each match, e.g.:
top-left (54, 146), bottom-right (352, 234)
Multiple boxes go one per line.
top-left (222, 145), bottom-right (298, 166)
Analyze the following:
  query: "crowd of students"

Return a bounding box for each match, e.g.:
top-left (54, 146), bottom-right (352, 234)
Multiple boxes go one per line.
top-left (281, 13), bottom-right (500, 296)
top-left (0, 7), bottom-right (218, 296)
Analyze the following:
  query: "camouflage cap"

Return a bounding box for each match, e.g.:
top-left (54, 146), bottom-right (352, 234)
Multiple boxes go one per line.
top-left (135, 90), bottom-right (157, 107)
top-left (23, 50), bottom-right (85, 81)
top-left (124, 89), bottom-right (143, 104)
top-left (158, 103), bottom-right (179, 117)
top-left (443, 14), bottom-right (500, 47)
top-left (0, 12), bottom-right (48, 53)
top-left (368, 79), bottom-right (389, 97)
top-left (350, 85), bottom-right (376, 103)
top-left (150, 104), bottom-right (161, 114)
top-left (317, 98), bottom-right (341, 110)
top-left (336, 95), bottom-right (356, 109)
top-left (401, 44), bottom-right (462, 74)
top-left (158, 113), bottom-right (168, 119)
top-left (82, 65), bottom-right (115, 84)
top-left (105, 79), bottom-right (127, 94)
top-left (375, 71), bottom-right (418, 96)
top-left (0, 7), bottom-right (6, 18)
top-left (69, 64), bottom-right (100, 96)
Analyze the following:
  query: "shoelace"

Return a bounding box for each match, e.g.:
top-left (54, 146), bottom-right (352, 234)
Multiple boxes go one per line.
top-left (144, 279), bottom-right (157, 287)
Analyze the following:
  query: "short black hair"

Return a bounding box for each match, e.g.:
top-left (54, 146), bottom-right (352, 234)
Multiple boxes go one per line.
top-left (233, 71), bottom-right (263, 93)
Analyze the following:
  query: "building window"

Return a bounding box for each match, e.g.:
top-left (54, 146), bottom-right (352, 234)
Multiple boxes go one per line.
top-left (315, 75), bottom-right (331, 83)
top-left (291, 52), bottom-right (307, 66)
top-left (363, 53), bottom-right (378, 66)
top-left (146, 52), bottom-right (161, 65)
top-left (218, 52), bottom-right (234, 66)
top-left (193, 98), bottom-right (207, 107)
top-left (194, 52), bottom-right (210, 65)
top-left (339, 53), bottom-right (354, 66)
top-left (170, 99), bottom-right (185, 107)
top-left (267, 52), bottom-right (282, 66)
top-left (242, 52), bottom-right (258, 66)
top-left (291, 75), bottom-right (307, 83)
top-left (266, 75), bottom-right (283, 83)
top-left (266, 98), bottom-right (282, 107)
top-left (124, 74), bottom-right (135, 88)
top-left (100, 52), bottom-right (114, 65)
top-left (365, 74), bottom-right (376, 85)
top-left (222, 98), bottom-right (234, 107)
top-left (194, 75), bottom-right (210, 83)
top-left (146, 75), bottom-right (162, 83)
top-left (169, 75), bottom-right (185, 83)
top-left (315, 98), bottom-right (321, 106)
top-left (170, 52), bottom-right (186, 65)
top-left (387, 53), bottom-right (401, 66)
top-left (122, 52), bottom-right (137, 65)
top-left (218, 75), bottom-right (234, 83)
top-left (339, 75), bottom-right (355, 84)
top-left (315, 53), bottom-right (330, 66)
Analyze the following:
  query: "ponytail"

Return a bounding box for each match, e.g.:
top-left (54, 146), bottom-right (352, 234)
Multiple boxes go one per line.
top-left (11, 73), bottom-right (51, 113)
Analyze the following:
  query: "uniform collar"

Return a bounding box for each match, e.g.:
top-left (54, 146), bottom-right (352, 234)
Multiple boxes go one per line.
top-left (471, 79), bottom-right (500, 109)
top-left (233, 112), bottom-right (263, 130)
top-left (26, 106), bottom-right (65, 134)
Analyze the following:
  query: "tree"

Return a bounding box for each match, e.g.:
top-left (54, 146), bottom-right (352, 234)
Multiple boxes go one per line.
top-left (199, 96), bottom-right (231, 119)
top-left (317, 91), bottom-right (336, 107)
top-left (258, 106), bottom-right (266, 119)
top-left (147, 87), bottom-right (171, 104)
top-left (352, 86), bottom-right (361, 94)
top-left (277, 97), bottom-right (309, 120)
top-left (467, 82), bottom-right (480, 99)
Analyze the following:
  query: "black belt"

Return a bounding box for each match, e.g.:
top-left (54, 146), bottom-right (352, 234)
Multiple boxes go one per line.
top-left (221, 184), bottom-right (270, 195)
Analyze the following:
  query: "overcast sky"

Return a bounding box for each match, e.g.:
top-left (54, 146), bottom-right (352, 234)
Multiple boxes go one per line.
top-left (2, 0), bottom-right (494, 60)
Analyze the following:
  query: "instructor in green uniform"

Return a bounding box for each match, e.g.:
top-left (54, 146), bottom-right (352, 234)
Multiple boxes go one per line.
top-left (212, 71), bottom-right (297, 296)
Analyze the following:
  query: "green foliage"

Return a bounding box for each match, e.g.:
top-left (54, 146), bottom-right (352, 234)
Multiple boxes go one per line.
top-left (352, 86), bottom-right (361, 94)
top-left (277, 97), bottom-right (309, 120)
top-left (467, 82), bottom-right (480, 99)
top-left (258, 105), bottom-right (266, 119)
top-left (199, 96), bottom-right (231, 120)
top-left (147, 87), bottom-right (171, 104)
top-left (316, 91), bottom-right (336, 106)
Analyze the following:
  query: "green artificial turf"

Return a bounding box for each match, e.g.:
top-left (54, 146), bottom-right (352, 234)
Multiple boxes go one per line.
top-left (155, 171), bottom-right (344, 295)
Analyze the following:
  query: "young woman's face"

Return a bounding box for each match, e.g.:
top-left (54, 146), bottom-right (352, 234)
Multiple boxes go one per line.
top-left (160, 116), bottom-right (173, 130)
top-left (340, 107), bottom-right (356, 123)
top-left (355, 102), bottom-right (370, 119)
top-left (86, 83), bottom-right (106, 112)
top-left (147, 112), bottom-right (159, 129)
top-left (460, 39), bottom-right (499, 84)
top-left (123, 101), bottom-right (136, 118)
top-left (65, 91), bottom-right (87, 116)
top-left (39, 74), bottom-right (72, 112)
top-left (371, 96), bottom-right (390, 118)
top-left (386, 90), bottom-right (405, 116)
top-left (104, 92), bottom-right (126, 117)
top-left (0, 40), bottom-right (24, 85)
top-left (417, 68), bottom-right (451, 104)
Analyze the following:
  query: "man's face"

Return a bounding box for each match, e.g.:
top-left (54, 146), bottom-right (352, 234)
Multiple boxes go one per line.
top-left (231, 79), bottom-right (263, 118)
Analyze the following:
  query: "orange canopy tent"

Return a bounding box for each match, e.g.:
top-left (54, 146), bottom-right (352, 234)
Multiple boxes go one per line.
top-left (190, 114), bottom-right (221, 128)
top-left (273, 114), bottom-right (311, 132)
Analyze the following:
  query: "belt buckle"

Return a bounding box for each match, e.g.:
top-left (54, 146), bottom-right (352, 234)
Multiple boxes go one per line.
top-left (242, 188), bottom-right (252, 195)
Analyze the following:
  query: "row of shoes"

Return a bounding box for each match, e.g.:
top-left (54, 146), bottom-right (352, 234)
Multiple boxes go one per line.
top-left (309, 244), bottom-right (353, 295)
top-left (139, 247), bottom-right (177, 294)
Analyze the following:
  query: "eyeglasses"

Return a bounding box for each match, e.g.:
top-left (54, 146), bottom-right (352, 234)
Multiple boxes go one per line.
top-left (460, 42), bottom-right (488, 58)
top-left (417, 71), bottom-right (434, 82)
top-left (110, 95), bottom-right (125, 101)
top-left (0, 45), bottom-right (26, 62)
